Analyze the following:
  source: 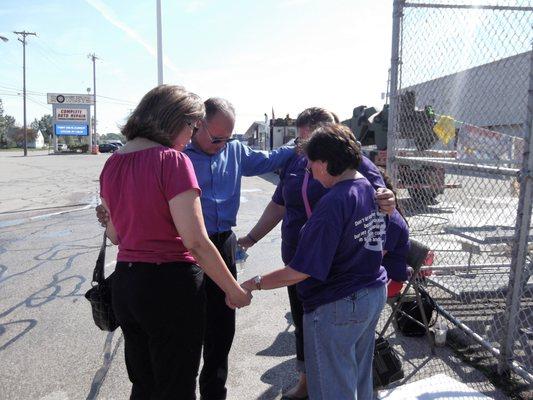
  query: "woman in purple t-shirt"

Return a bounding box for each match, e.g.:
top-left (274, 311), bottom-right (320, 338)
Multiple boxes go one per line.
top-left (99, 85), bottom-right (251, 399)
top-left (238, 108), bottom-right (394, 399)
top-left (242, 124), bottom-right (388, 400)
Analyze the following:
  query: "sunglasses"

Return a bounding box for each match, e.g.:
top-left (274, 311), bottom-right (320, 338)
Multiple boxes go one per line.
top-left (202, 120), bottom-right (236, 144)
top-left (186, 121), bottom-right (199, 133)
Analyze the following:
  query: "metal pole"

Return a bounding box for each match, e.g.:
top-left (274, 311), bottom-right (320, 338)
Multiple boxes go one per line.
top-left (14, 31), bottom-right (36, 157)
top-left (436, 303), bottom-right (533, 383)
top-left (498, 46), bottom-right (533, 376)
top-left (156, 0), bottom-right (163, 85)
top-left (92, 55), bottom-right (96, 148)
top-left (22, 36), bottom-right (27, 156)
top-left (269, 119), bottom-right (274, 151)
top-left (88, 53), bottom-right (99, 150)
top-left (386, 0), bottom-right (403, 179)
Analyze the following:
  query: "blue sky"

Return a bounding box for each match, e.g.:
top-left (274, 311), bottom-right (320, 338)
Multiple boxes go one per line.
top-left (0, 0), bottom-right (395, 134)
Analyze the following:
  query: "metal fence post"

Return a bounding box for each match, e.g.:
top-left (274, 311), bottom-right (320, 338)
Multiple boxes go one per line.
top-left (498, 47), bottom-right (533, 375)
top-left (386, 0), bottom-right (403, 178)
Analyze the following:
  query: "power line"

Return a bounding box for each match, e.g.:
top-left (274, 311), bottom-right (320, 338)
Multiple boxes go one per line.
top-left (0, 82), bottom-right (136, 105)
top-left (26, 95), bottom-right (51, 112)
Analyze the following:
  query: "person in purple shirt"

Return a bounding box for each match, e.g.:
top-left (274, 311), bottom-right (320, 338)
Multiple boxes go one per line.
top-left (380, 169), bottom-right (411, 298)
top-left (238, 108), bottom-right (395, 400)
top-left (241, 124), bottom-right (388, 400)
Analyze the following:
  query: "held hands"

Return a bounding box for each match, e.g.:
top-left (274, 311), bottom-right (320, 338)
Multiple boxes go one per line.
top-left (375, 188), bottom-right (396, 215)
top-left (96, 204), bottom-right (110, 227)
top-left (240, 278), bottom-right (256, 293)
top-left (225, 285), bottom-right (253, 310)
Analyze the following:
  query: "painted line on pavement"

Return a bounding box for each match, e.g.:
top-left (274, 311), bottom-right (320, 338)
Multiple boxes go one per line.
top-left (0, 205), bottom-right (93, 228)
top-left (86, 331), bottom-right (123, 400)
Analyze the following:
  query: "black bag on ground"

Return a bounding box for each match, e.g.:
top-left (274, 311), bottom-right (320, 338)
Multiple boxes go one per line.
top-left (84, 233), bottom-right (118, 332)
top-left (395, 286), bottom-right (436, 337)
top-left (373, 336), bottom-right (404, 388)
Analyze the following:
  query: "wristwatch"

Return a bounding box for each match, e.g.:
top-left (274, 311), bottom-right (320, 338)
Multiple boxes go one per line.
top-left (253, 275), bottom-right (263, 290)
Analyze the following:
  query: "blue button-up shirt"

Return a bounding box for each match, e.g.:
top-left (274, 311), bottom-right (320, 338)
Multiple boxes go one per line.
top-left (185, 141), bottom-right (295, 235)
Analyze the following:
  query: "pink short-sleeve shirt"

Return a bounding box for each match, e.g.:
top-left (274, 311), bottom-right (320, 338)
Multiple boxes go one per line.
top-left (100, 146), bottom-right (200, 263)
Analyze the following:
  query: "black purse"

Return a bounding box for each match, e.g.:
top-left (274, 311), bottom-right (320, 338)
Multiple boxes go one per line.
top-left (394, 286), bottom-right (437, 337)
top-left (84, 233), bottom-right (119, 332)
top-left (373, 336), bottom-right (404, 388)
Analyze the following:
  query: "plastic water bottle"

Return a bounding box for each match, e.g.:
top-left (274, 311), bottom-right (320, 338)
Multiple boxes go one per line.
top-left (235, 245), bottom-right (248, 273)
top-left (434, 319), bottom-right (448, 347)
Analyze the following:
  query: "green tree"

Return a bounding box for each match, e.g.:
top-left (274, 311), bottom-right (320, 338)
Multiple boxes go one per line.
top-left (0, 99), bottom-right (17, 148)
top-left (7, 127), bottom-right (37, 147)
top-left (100, 132), bottom-right (125, 143)
top-left (30, 114), bottom-right (53, 144)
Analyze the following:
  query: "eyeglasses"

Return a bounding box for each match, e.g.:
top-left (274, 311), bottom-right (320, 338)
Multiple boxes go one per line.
top-left (187, 121), bottom-right (199, 134)
top-left (202, 120), bottom-right (236, 144)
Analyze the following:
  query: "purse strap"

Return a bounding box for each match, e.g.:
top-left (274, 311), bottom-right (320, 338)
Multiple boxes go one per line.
top-left (301, 164), bottom-right (312, 218)
top-left (92, 232), bottom-right (108, 285)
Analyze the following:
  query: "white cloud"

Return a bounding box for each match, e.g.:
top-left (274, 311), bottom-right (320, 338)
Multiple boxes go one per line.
top-left (84, 0), bottom-right (183, 78)
top-left (185, 0), bottom-right (206, 13)
top-left (278, 0), bottom-right (315, 8)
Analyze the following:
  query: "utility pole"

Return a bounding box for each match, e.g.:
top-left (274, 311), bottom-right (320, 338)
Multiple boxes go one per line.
top-left (156, 0), bottom-right (163, 85)
top-left (88, 53), bottom-right (99, 149)
top-left (14, 31), bottom-right (36, 157)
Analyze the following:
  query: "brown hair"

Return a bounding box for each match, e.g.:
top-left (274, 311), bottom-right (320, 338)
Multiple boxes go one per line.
top-left (295, 107), bottom-right (339, 130)
top-left (304, 123), bottom-right (362, 176)
top-left (122, 85), bottom-right (205, 147)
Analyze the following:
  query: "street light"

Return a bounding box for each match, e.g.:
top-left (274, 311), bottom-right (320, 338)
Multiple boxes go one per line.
top-left (0, 35), bottom-right (8, 42)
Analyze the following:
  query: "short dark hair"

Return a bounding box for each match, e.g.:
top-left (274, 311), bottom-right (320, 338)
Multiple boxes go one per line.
top-left (295, 107), bottom-right (339, 129)
top-left (122, 85), bottom-right (205, 147)
top-left (304, 124), bottom-right (362, 176)
top-left (205, 97), bottom-right (235, 121)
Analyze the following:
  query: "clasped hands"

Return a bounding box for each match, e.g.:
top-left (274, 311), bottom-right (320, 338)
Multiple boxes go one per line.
top-left (225, 278), bottom-right (257, 310)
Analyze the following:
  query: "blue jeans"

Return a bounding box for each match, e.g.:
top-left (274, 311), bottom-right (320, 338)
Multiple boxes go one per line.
top-left (303, 284), bottom-right (386, 400)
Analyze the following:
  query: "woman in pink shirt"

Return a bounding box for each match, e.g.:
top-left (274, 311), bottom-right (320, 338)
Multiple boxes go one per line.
top-left (99, 85), bottom-right (251, 400)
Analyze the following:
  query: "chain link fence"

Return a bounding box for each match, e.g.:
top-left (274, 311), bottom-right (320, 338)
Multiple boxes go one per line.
top-left (387, 0), bottom-right (533, 383)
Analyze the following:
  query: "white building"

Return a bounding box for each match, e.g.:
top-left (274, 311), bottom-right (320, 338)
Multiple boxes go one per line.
top-left (28, 130), bottom-right (45, 149)
top-left (244, 118), bottom-right (297, 150)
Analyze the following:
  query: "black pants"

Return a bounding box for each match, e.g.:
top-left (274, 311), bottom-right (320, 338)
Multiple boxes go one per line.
top-left (287, 283), bottom-right (305, 364)
top-left (112, 261), bottom-right (205, 400)
top-left (200, 231), bottom-right (237, 400)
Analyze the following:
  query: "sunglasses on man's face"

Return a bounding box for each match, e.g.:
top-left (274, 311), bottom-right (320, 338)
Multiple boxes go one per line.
top-left (203, 120), bottom-right (236, 144)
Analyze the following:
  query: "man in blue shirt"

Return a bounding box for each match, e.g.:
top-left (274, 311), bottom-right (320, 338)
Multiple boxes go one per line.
top-left (185, 98), bottom-right (295, 400)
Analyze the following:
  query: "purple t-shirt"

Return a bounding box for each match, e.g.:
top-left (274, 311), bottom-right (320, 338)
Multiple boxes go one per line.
top-left (383, 210), bottom-right (410, 281)
top-left (272, 153), bottom-right (385, 264)
top-left (288, 178), bottom-right (388, 313)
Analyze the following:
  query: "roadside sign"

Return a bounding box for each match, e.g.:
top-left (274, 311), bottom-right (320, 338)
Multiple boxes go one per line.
top-left (55, 124), bottom-right (89, 136)
top-left (47, 93), bottom-right (94, 105)
top-left (55, 107), bottom-right (88, 122)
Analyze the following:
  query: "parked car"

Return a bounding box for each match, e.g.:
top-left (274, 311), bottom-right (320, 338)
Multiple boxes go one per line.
top-left (98, 143), bottom-right (119, 153)
top-left (57, 143), bottom-right (68, 151)
top-left (107, 140), bottom-right (124, 147)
